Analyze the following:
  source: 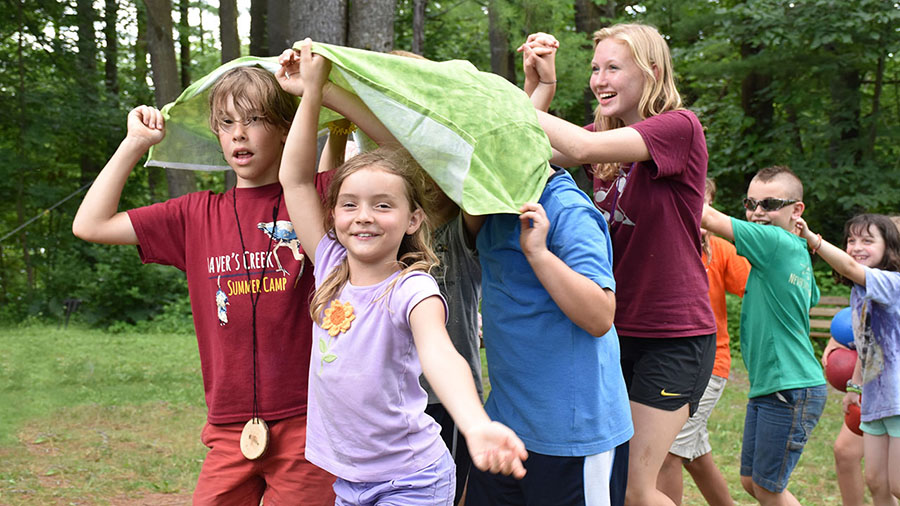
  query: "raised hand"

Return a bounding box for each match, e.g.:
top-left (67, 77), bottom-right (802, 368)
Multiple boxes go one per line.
top-left (466, 421), bottom-right (528, 479)
top-left (276, 48), bottom-right (304, 96)
top-left (297, 38), bottom-right (331, 95)
top-left (518, 32), bottom-right (559, 86)
top-left (125, 105), bottom-right (165, 150)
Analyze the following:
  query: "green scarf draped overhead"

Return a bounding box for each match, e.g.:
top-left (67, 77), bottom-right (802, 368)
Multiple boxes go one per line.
top-left (147, 43), bottom-right (552, 215)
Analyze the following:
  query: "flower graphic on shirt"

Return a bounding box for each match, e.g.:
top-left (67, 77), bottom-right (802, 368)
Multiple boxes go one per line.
top-left (322, 300), bottom-right (355, 336)
top-left (318, 300), bottom-right (355, 369)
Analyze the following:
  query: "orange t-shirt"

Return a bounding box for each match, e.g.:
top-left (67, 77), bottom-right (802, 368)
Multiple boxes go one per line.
top-left (705, 235), bottom-right (751, 378)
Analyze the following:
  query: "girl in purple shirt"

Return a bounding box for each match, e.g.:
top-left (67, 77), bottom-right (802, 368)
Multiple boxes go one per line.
top-left (277, 41), bottom-right (527, 505)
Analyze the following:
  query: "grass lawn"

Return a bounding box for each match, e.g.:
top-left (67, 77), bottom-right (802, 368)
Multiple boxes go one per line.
top-left (1, 325), bottom-right (858, 504)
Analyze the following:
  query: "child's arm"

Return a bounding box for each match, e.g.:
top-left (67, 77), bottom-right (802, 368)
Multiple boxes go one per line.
top-left (518, 202), bottom-right (616, 337)
top-left (277, 46), bottom-right (395, 147)
top-left (278, 41), bottom-right (329, 264)
top-left (536, 110), bottom-right (651, 169)
top-left (72, 106), bottom-right (165, 245)
top-left (701, 204), bottom-right (735, 242)
top-left (796, 217), bottom-right (866, 286)
top-left (409, 296), bottom-right (528, 478)
top-left (318, 120), bottom-right (354, 173)
top-left (518, 32), bottom-right (558, 112)
top-left (842, 356), bottom-right (863, 413)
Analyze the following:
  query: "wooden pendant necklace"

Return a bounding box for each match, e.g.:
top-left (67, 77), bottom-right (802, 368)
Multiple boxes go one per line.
top-left (232, 186), bottom-right (281, 460)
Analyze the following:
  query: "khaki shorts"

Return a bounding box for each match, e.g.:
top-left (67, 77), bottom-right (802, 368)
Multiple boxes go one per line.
top-left (669, 374), bottom-right (727, 460)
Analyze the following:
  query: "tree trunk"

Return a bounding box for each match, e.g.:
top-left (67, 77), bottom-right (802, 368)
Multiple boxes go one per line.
top-left (488, 0), bottom-right (515, 83)
top-left (411, 0), bottom-right (426, 55)
top-left (268, 0), bottom-right (291, 53)
top-left (179, 0), bottom-right (191, 87)
top-left (250, 0), bottom-right (268, 56)
top-left (144, 0), bottom-right (196, 198)
top-left (865, 49), bottom-right (885, 158)
top-left (220, 0), bottom-right (241, 63)
top-left (349, 0), bottom-right (394, 52)
top-left (104, 0), bottom-right (119, 97)
top-left (15, 0), bottom-right (33, 291)
top-left (290, 0), bottom-right (347, 45)
top-left (76, 0), bottom-right (102, 185)
top-left (827, 66), bottom-right (861, 167)
top-left (740, 42), bottom-right (774, 169)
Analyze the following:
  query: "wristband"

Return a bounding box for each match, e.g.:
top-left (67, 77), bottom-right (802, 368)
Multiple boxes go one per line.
top-left (810, 233), bottom-right (822, 255)
top-left (539, 80), bottom-right (557, 85)
top-left (846, 380), bottom-right (862, 394)
top-left (328, 123), bottom-right (357, 136)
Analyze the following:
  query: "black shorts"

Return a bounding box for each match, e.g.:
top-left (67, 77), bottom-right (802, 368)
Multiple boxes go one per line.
top-left (619, 333), bottom-right (716, 416)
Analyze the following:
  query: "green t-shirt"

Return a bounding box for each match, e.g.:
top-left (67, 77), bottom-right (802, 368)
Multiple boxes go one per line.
top-left (732, 218), bottom-right (825, 397)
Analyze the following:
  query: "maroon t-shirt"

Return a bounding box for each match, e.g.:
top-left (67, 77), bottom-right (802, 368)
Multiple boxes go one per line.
top-left (589, 110), bottom-right (715, 338)
top-left (128, 175), bottom-right (332, 424)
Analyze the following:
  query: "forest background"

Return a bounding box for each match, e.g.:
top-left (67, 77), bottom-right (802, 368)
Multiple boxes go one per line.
top-left (0, 0), bottom-right (898, 331)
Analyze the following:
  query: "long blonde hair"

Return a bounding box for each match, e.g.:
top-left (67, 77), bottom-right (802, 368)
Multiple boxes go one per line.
top-left (310, 146), bottom-right (439, 325)
top-left (592, 23), bottom-right (683, 181)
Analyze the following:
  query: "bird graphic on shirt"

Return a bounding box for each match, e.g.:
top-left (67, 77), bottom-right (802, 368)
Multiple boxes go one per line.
top-left (257, 220), bottom-right (305, 277)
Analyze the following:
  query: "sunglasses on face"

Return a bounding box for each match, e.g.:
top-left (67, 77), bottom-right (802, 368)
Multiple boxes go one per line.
top-left (742, 197), bottom-right (798, 212)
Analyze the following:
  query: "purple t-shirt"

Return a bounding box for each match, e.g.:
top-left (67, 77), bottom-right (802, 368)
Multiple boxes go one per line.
top-left (852, 267), bottom-right (900, 422)
top-left (305, 234), bottom-right (448, 482)
top-left (590, 110), bottom-right (715, 338)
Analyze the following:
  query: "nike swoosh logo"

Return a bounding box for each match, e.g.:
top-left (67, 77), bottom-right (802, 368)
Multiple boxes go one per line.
top-left (660, 389), bottom-right (683, 397)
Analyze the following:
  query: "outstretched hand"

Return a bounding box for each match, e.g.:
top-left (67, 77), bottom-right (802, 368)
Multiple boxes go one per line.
top-left (795, 217), bottom-right (816, 243)
top-left (125, 105), bottom-right (165, 149)
top-left (466, 421), bottom-right (528, 479)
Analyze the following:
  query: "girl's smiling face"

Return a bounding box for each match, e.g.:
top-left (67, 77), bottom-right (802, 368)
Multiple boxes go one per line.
top-left (846, 224), bottom-right (886, 268)
top-left (332, 167), bottom-right (424, 275)
top-left (590, 37), bottom-right (646, 126)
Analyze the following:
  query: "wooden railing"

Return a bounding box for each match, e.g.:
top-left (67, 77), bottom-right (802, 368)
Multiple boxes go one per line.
top-left (810, 295), bottom-right (850, 339)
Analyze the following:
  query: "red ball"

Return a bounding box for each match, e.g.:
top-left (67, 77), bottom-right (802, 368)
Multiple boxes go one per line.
top-left (845, 402), bottom-right (863, 436)
top-left (825, 348), bottom-right (858, 392)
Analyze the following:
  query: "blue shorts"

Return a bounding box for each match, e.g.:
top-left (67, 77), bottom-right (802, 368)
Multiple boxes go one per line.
top-left (739, 385), bottom-right (826, 493)
top-left (466, 449), bottom-right (615, 506)
top-left (333, 451), bottom-right (455, 506)
top-left (861, 415), bottom-right (900, 437)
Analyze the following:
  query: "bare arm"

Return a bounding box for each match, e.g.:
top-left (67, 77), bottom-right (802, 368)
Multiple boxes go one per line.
top-left (518, 202), bottom-right (616, 336)
top-left (796, 217), bottom-right (866, 286)
top-left (536, 110), bottom-right (650, 165)
top-left (318, 120), bottom-right (353, 173)
top-left (410, 296), bottom-right (527, 478)
top-left (72, 105), bottom-right (165, 245)
top-left (518, 33), bottom-right (559, 112)
top-left (701, 204), bottom-right (735, 242)
top-left (278, 41), bottom-right (329, 264)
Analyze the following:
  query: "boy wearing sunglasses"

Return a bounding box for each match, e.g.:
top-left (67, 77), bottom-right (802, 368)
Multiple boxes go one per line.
top-left (700, 165), bottom-right (826, 505)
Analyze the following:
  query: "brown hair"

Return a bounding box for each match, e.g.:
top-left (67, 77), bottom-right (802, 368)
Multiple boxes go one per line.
top-left (752, 165), bottom-right (804, 201)
top-left (591, 23), bottom-right (683, 181)
top-left (844, 214), bottom-right (900, 272)
top-left (208, 66), bottom-right (297, 134)
top-left (310, 146), bottom-right (439, 325)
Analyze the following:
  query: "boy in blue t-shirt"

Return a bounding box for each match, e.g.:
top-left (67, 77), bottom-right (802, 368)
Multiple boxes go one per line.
top-left (701, 166), bottom-right (826, 505)
top-left (465, 166), bottom-right (633, 505)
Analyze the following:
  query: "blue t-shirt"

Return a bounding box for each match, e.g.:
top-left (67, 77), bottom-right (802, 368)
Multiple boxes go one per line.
top-left (477, 170), bottom-right (633, 456)
top-left (852, 267), bottom-right (900, 422)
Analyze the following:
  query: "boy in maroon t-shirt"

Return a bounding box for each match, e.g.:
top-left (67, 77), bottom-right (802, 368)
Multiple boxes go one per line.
top-left (72, 67), bottom-right (335, 505)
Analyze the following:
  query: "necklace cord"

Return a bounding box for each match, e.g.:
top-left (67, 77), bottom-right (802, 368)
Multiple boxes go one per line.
top-left (232, 187), bottom-right (282, 421)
